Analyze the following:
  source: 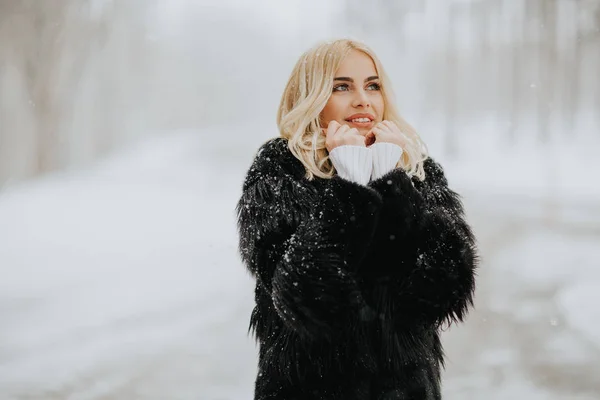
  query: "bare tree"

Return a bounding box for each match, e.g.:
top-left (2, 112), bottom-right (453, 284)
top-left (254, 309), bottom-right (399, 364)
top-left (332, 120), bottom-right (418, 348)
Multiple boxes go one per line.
top-left (0, 0), bottom-right (104, 178)
top-left (538, 0), bottom-right (558, 143)
top-left (444, 4), bottom-right (459, 157)
top-left (503, 0), bottom-right (524, 140)
top-left (0, 0), bottom-right (137, 184)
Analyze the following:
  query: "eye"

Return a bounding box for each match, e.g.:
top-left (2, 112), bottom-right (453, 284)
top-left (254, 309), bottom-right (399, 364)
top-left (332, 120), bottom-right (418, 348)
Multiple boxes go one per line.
top-left (333, 84), bottom-right (349, 92)
top-left (367, 82), bottom-right (381, 91)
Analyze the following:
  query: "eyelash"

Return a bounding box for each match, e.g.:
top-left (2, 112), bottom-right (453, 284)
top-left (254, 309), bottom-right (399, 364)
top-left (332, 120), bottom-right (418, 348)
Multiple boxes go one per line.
top-left (333, 82), bottom-right (381, 92)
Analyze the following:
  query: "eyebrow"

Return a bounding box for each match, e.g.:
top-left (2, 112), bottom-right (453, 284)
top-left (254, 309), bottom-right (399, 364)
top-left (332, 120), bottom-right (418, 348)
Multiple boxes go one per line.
top-left (333, 76), bottom-right (379, 83)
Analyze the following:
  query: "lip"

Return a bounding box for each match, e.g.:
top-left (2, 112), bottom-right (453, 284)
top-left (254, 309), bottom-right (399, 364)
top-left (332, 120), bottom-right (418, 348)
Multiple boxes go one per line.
top-left (345, 113), bottom-right (375, 122)
top-left (345, 113), bottom-right (376, 129)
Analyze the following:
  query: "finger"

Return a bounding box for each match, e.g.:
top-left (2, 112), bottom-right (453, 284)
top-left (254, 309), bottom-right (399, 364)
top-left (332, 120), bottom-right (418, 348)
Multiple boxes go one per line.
top-left (382, 120), bottom-right (398, 132)
top-left (384, 121), bottom-right (407, 144)
top-left (336, 124), bottom-right (350, 137)
top-left (326, 120), bottom-right (341, 138)
top-left (377, 123), bottom-right (405, 146)
top-left (328, 124), bottom-right (350, 148)
top-left (371, 126), bottom-right (384, 136)
top-left (372, 123), bottom-right (387, 135)
top-left (347, 127), bottom-right (361, 137)
top-left (376, 121), bottom-right (391, 132)
top-left (325, 121), bottom-right (341, 149)
top-left (371, 126), bottom-right (393, 143)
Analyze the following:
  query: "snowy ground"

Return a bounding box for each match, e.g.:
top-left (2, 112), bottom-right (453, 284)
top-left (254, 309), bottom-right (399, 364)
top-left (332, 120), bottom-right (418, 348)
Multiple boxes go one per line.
top-left (0, 130), bottom-right (599, 399)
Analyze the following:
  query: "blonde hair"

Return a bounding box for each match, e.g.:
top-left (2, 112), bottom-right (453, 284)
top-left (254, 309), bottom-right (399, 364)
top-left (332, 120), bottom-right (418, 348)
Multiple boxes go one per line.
top-left (276, 38), bottom-right (428, 181)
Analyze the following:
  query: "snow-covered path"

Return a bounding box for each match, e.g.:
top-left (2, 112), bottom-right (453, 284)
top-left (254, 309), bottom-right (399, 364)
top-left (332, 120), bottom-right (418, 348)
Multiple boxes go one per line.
top-left (1, 132), bottom-right (599, 399)
top-left (0, 133), bottom-right (259, 399)
top-left (443, 192), bottom-right (600, 399)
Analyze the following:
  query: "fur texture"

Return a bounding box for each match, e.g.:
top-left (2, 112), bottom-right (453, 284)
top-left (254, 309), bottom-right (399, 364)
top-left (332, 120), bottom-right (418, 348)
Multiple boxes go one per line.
top-left (236, 138), bottom-right (478, 400)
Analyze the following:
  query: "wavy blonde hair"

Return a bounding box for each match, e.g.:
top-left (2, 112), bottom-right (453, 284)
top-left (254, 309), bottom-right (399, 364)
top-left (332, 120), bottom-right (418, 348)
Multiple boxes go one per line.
top-left (277, 38), bottom-right (428, 181)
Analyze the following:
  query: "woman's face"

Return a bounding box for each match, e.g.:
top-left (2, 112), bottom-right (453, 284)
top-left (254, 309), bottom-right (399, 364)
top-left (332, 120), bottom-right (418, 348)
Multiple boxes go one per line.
top-left (320, 49), bottom-right (384, 136)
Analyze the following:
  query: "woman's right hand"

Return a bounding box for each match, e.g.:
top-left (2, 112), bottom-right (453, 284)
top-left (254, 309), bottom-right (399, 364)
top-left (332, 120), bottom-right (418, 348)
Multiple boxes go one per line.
top-left (323, 121), bottom-right (366, 153)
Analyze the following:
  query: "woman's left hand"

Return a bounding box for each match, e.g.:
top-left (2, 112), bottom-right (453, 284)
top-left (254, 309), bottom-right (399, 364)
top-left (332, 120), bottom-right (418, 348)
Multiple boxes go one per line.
top-left (367, 121), bottom-right (408, 148)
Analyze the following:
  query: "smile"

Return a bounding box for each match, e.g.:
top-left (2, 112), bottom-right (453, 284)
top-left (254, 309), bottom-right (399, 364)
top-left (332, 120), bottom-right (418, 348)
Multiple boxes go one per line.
top-left (345, 113), bottom-right (375, 125)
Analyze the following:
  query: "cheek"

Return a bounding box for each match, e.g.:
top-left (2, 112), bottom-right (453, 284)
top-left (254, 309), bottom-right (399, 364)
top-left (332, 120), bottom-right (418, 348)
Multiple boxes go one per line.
top-left (321, 98), bottom-right (342, 121)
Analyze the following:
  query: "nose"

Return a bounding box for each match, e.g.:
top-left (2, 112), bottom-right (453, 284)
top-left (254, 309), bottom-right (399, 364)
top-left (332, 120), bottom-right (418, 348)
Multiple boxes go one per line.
top-left (352, 88), bottom-right (370, 108)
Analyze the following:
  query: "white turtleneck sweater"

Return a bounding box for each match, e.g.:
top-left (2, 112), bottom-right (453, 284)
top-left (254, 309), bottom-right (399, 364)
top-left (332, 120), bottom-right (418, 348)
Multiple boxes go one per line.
top-left (328, 142), bottom-right (404, 186)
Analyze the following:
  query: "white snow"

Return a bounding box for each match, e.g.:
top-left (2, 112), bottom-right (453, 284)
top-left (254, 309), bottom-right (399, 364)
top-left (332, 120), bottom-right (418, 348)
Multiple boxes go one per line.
top-left (0, 131), bottom-right (259, 399)
top-left (558, 283), bottom-right (600, 351)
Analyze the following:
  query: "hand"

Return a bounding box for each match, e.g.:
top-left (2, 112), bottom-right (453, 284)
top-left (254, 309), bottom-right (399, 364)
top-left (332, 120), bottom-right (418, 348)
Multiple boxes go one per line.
top-left (367, 121), bottom-right (408, 148)
top-left (323, 121), bottom-right (367, 152)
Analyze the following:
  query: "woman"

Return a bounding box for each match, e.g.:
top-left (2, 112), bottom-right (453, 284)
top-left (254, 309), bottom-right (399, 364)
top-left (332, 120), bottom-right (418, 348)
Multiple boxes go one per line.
top-left (236, 39), bottom-right (478, 400)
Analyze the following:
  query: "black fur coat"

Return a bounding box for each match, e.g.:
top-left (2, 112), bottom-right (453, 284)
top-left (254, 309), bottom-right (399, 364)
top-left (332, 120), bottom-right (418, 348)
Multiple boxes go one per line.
top-left (236, 138), bottom-right (478, 400)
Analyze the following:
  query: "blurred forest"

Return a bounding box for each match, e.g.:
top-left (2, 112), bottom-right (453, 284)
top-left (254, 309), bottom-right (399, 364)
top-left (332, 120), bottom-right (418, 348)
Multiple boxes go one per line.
top-left (0, 0), bottom-right (599, 186)
top-left (342, 0), bottom-right (600, 154)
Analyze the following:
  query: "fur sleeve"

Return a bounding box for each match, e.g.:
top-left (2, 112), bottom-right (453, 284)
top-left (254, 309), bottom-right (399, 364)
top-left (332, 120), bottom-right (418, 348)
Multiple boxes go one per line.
top-left (366, 158), bottom-right (478, 329)
top-left (236, 138), bottom-right (383, 340)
